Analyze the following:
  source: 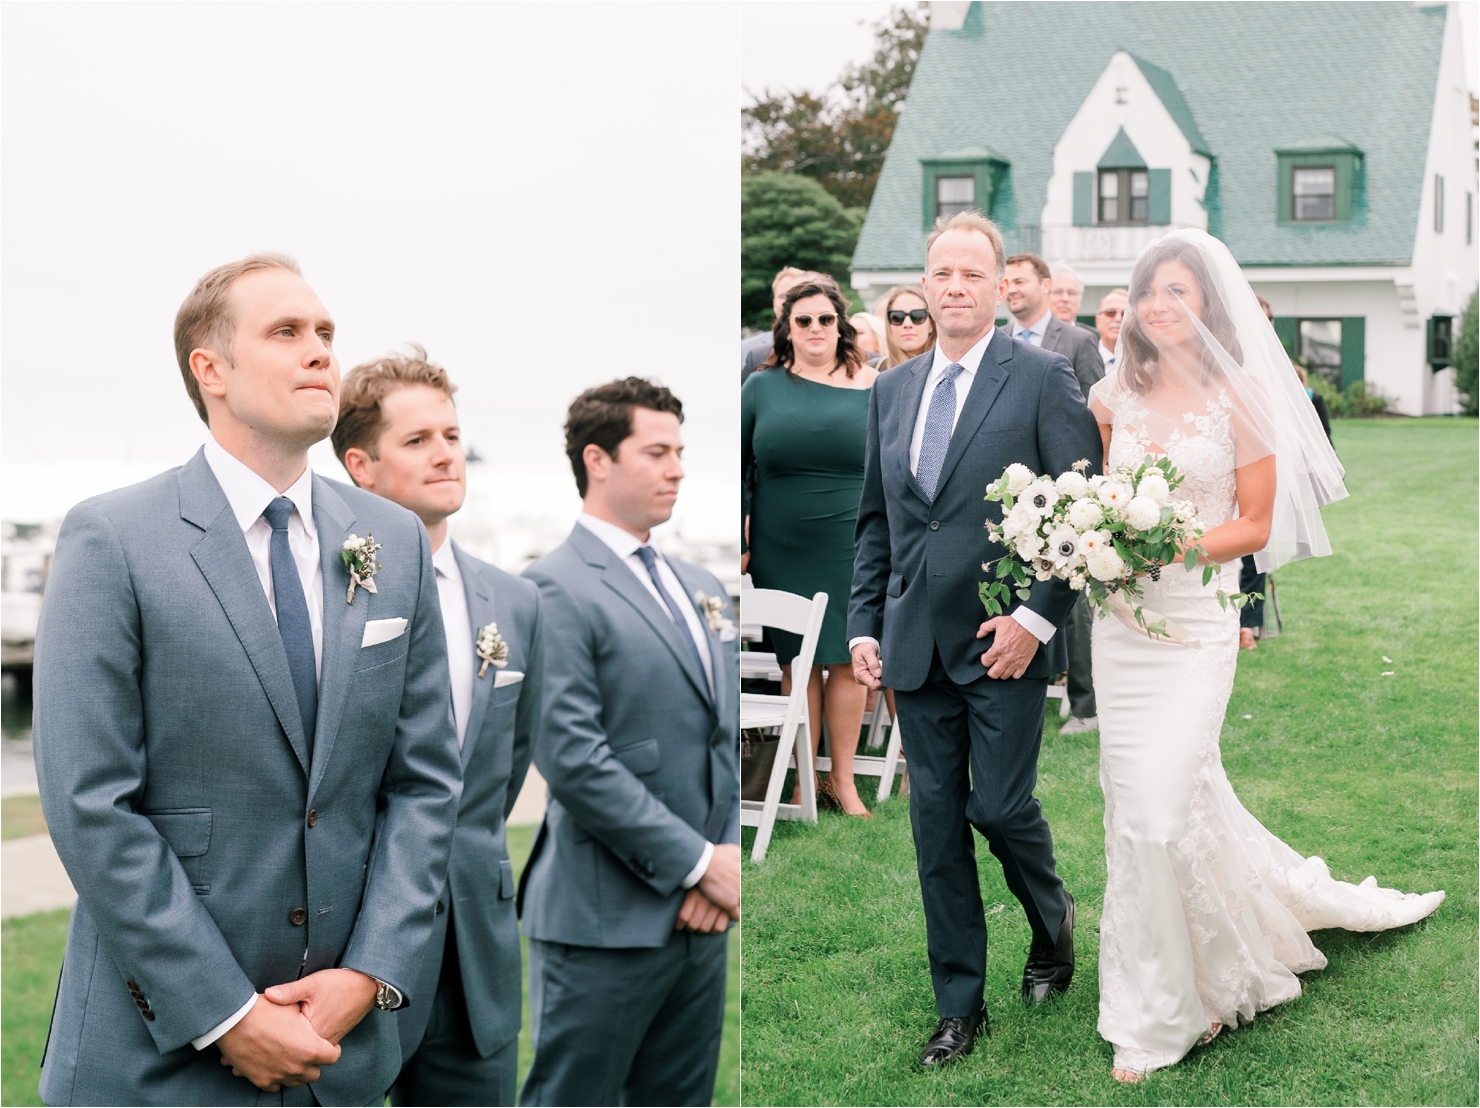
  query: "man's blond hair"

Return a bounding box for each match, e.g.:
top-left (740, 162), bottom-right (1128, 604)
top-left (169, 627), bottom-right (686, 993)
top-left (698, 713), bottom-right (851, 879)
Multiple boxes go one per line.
top-left (924, 210), bottom-right (1006, 280)
top-left (331, 345), bottom-right (458, 479)
top-left (771, 266), bottom-right (806, 292)
top-left (173, 253), bottom-right (302, 425)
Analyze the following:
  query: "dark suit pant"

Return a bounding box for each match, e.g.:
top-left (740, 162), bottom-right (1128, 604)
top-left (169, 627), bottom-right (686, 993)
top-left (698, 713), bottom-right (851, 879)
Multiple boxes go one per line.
top-left (391, 912), bottom-right (517, 1107)
top-left (519, 929), bottom-right (727, 1107)
top-left (1239, 555), bottom-right (1266, 630)
top-left (1063, 594), bottom-right (1096, 718)
top-left (893, 649), bottom-right (1066, 1017)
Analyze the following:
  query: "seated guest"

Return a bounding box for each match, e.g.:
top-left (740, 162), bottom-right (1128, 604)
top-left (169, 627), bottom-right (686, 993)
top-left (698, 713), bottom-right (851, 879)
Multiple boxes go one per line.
top-left (518, 379), bottom-right (739, 1107)
top-left (332, 348), bottom-right (543, 1107)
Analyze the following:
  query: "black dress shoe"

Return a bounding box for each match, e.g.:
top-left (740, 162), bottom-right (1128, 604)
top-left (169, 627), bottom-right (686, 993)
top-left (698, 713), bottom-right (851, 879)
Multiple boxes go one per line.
top-left (1022, 890), bottom-right (1075, 1005)
top-left (920, 1002), bottom-right (989, 1067)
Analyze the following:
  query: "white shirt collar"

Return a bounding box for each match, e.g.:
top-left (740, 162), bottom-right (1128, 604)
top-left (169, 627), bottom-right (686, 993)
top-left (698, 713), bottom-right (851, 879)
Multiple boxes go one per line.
top-left (431, 536), bottom-right (461, 582)
top-left (1013, 309), bottom-right (1052, 339)
top-left (1099, 341), bottom-right (1117, 365)
top-left (577, 512), bottom-right (654, 561)
top-left (929, 327), bottom-right (995, 378)
top-left (203, 436), bottom-right (315, 538)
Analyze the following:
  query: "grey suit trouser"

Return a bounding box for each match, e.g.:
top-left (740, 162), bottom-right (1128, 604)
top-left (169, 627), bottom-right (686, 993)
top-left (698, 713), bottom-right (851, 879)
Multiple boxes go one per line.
top-left (519, 930), bottom-right (727, 1107)
top-left (1063, 594), bottom-right (1096, 718)
top-left (390, 911), bottom-right (517, 1107)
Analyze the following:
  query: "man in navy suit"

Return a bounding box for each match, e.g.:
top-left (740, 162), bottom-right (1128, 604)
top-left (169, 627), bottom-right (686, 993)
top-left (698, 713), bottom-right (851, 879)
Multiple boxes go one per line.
top-left (849, 214), bottom-right (1102, 1068)
top-left (333, 348), bottom-right (543, 1106)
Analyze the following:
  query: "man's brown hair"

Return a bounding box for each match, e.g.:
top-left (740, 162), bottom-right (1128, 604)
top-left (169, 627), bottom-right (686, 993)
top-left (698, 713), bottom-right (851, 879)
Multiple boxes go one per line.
top-left (1005, 252), bottom-right (1052, 283)
top-left (173, 253), bottom-right (302, 425)
top-left (565, 377), bottom-right (683, 498)
top-left (331, 345), bottom-right (457, 478)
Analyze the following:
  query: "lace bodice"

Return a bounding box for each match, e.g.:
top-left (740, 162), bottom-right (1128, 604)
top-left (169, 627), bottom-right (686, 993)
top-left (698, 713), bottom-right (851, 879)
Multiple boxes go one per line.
top-left (1105, 389), bottom-right (1238, 530)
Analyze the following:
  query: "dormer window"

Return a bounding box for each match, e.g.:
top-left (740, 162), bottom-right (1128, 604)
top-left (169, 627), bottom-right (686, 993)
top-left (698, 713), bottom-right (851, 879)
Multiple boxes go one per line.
top-left (1100, 169), bottom-right (1149, 225)
top-left (919, 147), bottom-right (1010, 229)
top-left (1292, 167), bottom-right (1336, 221)
top-left (935, 176), bottom-right (976, 221)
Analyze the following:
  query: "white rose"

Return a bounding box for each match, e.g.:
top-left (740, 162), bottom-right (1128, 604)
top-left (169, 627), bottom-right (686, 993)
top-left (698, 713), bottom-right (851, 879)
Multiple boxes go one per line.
top-left (1014, 531), bottom-right (1045, 559)
top-left (1088, 473), bottom-right (1107, 489)
top-left (1004, 463), bottom-right (1036, 496)
top-left (1054, 471), bottom-right (1090, 500)
top-left (1099, 481), bottom-right (1133, 512)
top-left (1086, 546), bottom-right (1127, 582)
top-left (1078, 529), bottom-right (1108, 556)
top-left (1125, 496), bottom-right (1162, 532)
top-left (1068, 498), bottom-right (1104, 531)
top-left (1137, 470), bottom-right (1171, 505)
top-left (1022, 480), bottom-right (1060, 517)
top-left (1001, 503), bottom-right (1038, 541)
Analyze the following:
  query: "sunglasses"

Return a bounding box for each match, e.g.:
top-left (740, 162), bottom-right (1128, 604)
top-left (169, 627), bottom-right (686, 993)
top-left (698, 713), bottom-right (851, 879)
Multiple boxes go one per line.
top-left (792, 313), bottom-right (837, 329)
top-left (888, 309), bottom-right (930, 325)
top-left (1098, 309), bottom-right (1125, 319)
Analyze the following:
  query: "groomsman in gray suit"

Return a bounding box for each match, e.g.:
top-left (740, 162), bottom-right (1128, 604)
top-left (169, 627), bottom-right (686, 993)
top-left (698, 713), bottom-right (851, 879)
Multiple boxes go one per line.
top-left (518, 378), bottom-right (740, 1107)
top-left (33, 255), bottom-right (462, 1105)
top-left (332, 348), bottom-right (543, 1106)
top-left (1005, 252), bottom-right (1105, 398)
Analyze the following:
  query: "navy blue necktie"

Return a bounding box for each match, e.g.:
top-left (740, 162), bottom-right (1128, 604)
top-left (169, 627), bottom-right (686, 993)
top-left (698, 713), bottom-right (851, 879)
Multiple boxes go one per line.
top-left (916, 363), bottom-right (964, 502)
top-left (635, 545), bottom-right (708, 687)
top-left (262, 497), bottom-right (317, 751)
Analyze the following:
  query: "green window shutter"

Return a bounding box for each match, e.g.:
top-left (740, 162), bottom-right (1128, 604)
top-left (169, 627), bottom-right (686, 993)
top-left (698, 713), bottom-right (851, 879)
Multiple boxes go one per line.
top-left (1147, 169), bottom-right (1171, 224)
top-left (1073, 172), bottom-right (1093, 226)
top-left (1340, 316), bottom-right (1365, 388)
top-left (1272, 316), bottom-right (1297, 358)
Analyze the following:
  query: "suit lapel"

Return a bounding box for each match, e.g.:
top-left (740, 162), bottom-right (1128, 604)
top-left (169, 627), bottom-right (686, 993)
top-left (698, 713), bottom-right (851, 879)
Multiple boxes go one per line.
top-left (181, 451), bottom-right (310, 775)
top-left (307, 477), bottom-right (368, 802)
top-left (894, 354), bottom-right (932, 505)
top-left (453, 543), bottom-right (496, 771)
top-left (667, 559), bottom-right (720, 712)
top-left (933, 330), bottom-right (1014, 499)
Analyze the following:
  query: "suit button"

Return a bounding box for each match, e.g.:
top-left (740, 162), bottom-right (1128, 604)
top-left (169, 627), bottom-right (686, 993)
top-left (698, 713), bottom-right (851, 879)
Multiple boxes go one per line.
top-left (435, 899), bottom-right (445, 914)
top-left (929, 520), bottom-right (940, 531)
top-left (307, 810), bottom-right (318, 828)
top-left (141, 1008), bottom-right (155, 1021)
top-left (289, 907), bottom-right (308, 926)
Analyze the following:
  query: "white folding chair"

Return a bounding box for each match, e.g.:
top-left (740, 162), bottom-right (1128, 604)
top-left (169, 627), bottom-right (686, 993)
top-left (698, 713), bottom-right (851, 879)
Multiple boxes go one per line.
top-left (739, 584), bottom-right (827, 863)
top-left (1047, 684), bottom-right (1070, 719)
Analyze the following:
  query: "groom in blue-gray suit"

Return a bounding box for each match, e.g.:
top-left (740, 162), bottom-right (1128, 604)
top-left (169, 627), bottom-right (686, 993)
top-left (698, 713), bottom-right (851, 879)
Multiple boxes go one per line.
top-left (849, 214), bottom-right (1102, 1068)
top-left (518, 378), bottom-right (740, 1107)
top-left (331, 349), bottom-right (543, 1106)
top-left (33, 255), bottom-right (462, 1105)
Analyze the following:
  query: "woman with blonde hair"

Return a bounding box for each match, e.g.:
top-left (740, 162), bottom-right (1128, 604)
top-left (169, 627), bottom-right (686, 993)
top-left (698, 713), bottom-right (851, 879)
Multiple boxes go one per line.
top-left (877, 284), bottom-right (936, 369)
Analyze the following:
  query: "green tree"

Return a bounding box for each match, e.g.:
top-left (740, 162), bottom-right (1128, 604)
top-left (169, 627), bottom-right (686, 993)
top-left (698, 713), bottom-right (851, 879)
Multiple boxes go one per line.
top-left (742, 5), bottom-right (928, 210)
top-left (741, 173), bottom-right (863, 331)
top-left (1453, 289), bottom-right (1478, 416)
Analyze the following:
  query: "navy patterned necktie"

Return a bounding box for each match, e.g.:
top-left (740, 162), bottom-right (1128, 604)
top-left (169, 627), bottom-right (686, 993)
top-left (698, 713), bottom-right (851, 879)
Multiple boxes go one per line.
top-left (262, 497), bottom-right (317, 751)
top-left (635, 545), bottom-right (708, 686)
top-left (916, 363), bottom-right (964, 502)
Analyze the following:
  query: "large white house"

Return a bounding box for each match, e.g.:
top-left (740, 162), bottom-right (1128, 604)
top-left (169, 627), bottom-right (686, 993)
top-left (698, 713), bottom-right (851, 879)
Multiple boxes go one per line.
top-left (850, 1), bottom-right (1477, 414)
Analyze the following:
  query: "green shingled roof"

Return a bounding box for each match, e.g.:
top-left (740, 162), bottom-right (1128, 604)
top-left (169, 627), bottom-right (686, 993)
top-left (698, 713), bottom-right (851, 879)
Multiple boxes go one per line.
top-left (853, 1), bottom-right (1446, 270)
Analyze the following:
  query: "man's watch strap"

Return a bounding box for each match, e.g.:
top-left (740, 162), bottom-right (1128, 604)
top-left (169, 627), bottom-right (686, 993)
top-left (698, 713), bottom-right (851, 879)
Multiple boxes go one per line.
top-left (370, 977), bottom-right (404, 1011)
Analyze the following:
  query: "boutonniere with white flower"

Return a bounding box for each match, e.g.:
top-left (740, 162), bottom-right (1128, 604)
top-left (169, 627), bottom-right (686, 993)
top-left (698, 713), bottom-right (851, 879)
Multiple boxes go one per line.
top-left (476, 621), bottom-right (509, 677)
top-left (694, 590), bottom-right (734, 635)
top-left (340, 533), bottom-right (383, 605)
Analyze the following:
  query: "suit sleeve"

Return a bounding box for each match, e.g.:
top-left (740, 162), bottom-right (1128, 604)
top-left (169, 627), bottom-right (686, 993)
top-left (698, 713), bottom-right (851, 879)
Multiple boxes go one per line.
top-left (846, 382), bottom-right (891, 644)
top-left (33, 502), bottom-right (257, 1053)
top-left (527, 572), bottom-right (709, 897)
top-left (1073, 333), bottom-right (1106, 398)
top-left (341, 521), bottom-right (461, 1003)
top-left (503, 586), bottom-right (543, 822)
top-left (1021, 353), bottom-right (1106, 629)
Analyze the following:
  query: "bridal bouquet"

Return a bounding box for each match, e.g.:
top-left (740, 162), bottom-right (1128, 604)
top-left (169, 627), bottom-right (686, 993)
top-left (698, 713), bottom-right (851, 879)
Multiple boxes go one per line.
top-left (980, 457), bottom-right (1250, 642)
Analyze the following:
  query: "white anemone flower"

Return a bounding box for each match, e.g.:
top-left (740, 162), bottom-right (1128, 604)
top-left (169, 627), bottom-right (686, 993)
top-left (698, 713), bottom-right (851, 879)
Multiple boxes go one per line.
top-left (1068, 498), bottom-right (1104, 531)
top-left (1034, 559), bottom-right (1055, 582)
top-left (1125, 496), bottom-right (1162, 532)
top-left (1023, 480), bottom-right (1060, 517)
top-left (1086, 546), bottom-right (1127, 582)
top-left (1054, 471), bottom-right (1090, 500)
top-left (1137, 470), bottom-right (1171, 505)
top-left (1045, 527), bottom-right (1079, 565)
top-left (1099, 481), bottom-right (1134, 512)
top-left (1004, 463), bottom-right (1036, 496)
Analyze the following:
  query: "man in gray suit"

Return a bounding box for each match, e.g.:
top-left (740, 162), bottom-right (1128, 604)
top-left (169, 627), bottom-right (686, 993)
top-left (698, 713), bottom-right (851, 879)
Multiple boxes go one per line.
top-left (33, 254), bottom-right (462, 1105)
top-left (1005, 252), bottom-right (1105, 398)
top-left (850, 215), bottom-right (1102, 1068)
top-left (331, 349), bottom-right (542, 1106)
top-left (518, 378), bottom-right (740, 1106)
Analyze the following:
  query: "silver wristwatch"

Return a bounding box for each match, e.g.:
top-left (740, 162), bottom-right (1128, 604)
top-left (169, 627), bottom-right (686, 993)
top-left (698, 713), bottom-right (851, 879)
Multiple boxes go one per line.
top-left (370, 977), bottom-right (403, 1011)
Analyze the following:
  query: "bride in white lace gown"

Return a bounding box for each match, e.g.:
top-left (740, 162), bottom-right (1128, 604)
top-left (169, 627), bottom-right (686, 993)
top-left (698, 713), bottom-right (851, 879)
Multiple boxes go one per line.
top-left (1086, 230), bottom-right (1444, 1081)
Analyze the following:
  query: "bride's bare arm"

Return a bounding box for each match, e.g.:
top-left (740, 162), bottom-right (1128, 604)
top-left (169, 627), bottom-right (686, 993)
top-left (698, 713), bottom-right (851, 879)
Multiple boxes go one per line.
top-left (1097, 422), bottom-right (1112, 469)
top-left (1185, 455), bottom-right (1276, 564)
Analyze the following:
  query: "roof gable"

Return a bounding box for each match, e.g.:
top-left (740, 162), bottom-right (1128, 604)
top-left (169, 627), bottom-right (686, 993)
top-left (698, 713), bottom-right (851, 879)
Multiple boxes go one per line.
top-left (1097, 127), bottom-right (1147, 169)
top-left (1129, 53), bottom-right (1212, 157)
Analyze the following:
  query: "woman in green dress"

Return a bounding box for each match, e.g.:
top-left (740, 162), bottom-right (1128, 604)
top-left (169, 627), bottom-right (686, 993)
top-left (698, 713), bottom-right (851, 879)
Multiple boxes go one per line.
top-left (742, 280), bottom-right (878, 817)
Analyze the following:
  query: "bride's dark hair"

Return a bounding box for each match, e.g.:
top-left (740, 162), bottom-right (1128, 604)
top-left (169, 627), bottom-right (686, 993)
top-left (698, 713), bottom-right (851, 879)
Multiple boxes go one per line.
top-left (1119, 238), bottom-right (1243, 394)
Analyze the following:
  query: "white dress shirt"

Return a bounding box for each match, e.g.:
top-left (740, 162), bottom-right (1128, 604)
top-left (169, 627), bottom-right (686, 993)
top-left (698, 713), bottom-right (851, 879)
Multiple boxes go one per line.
top-left (576, 513), bottom-right (715, 887)
top-left (1012, 309), bottom-right (1053, 347)
top-left (433, 539), bottom-right (475, 748)
top-left (851, 327), bottom-right (1056, 654)
top-left (193, 438), bottom-right (326, 1050)
top-left (1098, 341), bottom-right (1117, 373)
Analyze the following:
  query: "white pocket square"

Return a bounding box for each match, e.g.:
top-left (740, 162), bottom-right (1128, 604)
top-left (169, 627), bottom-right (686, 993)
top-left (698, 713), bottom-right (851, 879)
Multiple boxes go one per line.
top-left (493, 670), bottom-right (525, 688)
top-left (719, 627), bottom-right (739, 643)
top-left (361, 618), bottom-right (408, 648)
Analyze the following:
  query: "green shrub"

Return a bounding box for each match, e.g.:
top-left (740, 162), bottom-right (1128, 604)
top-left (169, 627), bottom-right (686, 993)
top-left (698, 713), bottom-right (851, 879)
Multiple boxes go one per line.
top-left (741, 172), bottom-right (864, 331)
top-left (1307, 372), bottom-right (1395, 418)
top-left (1454, 289), bottom-right (1478, 416)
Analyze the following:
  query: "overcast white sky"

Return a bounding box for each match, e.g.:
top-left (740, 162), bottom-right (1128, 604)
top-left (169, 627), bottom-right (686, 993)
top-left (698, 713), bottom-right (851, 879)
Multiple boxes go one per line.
top-left (742, 1), bottom-right (896, 102)
top-left (2, 2), bottom-right (738, 540)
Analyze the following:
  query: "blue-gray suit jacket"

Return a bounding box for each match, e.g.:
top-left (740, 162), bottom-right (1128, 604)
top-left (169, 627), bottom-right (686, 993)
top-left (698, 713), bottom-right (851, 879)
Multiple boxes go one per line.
top-left (397, 543), bottom-right (542, 1062)
top-left (33, 448), bottom-right (462, 1106)
top-left (847, 331), bottom-right (1104, 691)
top-left (517, 524), bottom-right (740, 949)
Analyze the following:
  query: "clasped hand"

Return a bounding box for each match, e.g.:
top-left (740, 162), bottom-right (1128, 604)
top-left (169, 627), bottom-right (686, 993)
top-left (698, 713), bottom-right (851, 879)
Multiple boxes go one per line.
top-left (675, 843), bottom-right (740, 934)
top-left (978, 616), bottom-right (1038, 680)
top-left (217, 968), bottom-right (378, 1090)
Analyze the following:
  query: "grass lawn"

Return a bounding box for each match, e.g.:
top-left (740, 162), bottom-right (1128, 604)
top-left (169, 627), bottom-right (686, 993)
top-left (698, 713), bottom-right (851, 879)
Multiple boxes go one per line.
top-left (741, 417), bottom-right (1478, 1106)
top-left (2, 822), bottom-right (740, 1107)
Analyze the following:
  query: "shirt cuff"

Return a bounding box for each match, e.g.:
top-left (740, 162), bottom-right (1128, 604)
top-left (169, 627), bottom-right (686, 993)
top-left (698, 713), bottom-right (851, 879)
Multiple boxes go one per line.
top-left (1012, 606), bottom-right (1056, 644)
top-left (847, 636), bottom-right (880, 652)
top-left (681, 841), bottom-right (715, 889)
top-left (192, 994), bottom-right (257, 1050)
